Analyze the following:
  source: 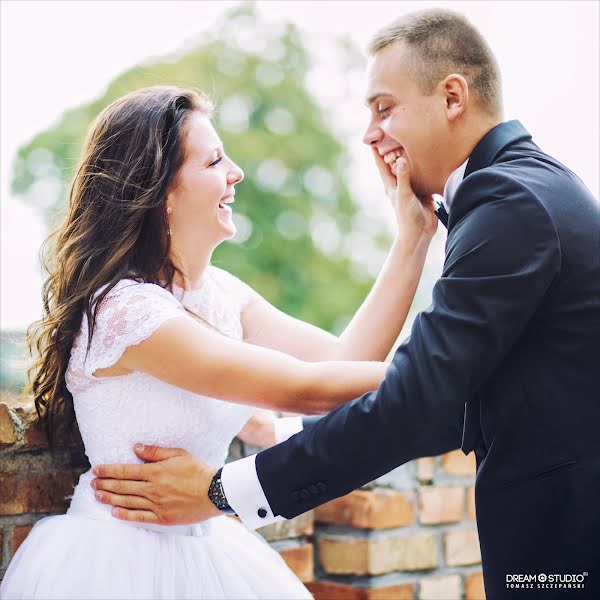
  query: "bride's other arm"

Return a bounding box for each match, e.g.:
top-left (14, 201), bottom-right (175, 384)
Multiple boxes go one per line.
top-left (241, 154), bottom-right (438, 362)
top-left (109, 316), bottom-right (386, 416)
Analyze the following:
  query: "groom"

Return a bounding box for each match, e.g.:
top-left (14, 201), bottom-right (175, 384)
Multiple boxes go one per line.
top-left (92, 9), bottom-right (600, 599)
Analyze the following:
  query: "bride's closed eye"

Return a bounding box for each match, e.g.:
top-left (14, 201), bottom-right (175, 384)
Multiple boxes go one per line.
top-left (209, 156), bottom-right (223, 167)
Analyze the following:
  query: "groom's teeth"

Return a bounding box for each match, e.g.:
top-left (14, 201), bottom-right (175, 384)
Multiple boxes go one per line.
top-left (383, 150), bottom-right (402, 165)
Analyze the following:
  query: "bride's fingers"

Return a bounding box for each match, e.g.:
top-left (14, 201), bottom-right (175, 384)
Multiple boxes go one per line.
top-left (392, 158), bottom-right (416, 204)
top-left (94, 489), bottom-right (155, 511)
top-left (370, 146), bottom-right (396, 190)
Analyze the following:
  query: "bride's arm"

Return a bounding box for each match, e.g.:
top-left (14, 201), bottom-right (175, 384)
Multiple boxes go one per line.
top-left (242, 236), bottom-right (430, 362)
top-left (110, 316), bottom-right (386, 415)
top-left (241, 156), bottom-right (438, 362)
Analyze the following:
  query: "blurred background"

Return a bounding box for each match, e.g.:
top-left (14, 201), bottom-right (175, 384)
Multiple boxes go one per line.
top-left (1, 0), bottom-right (598, 392)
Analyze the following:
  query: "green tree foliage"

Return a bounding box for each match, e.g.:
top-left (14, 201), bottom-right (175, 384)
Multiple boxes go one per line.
top-left (11, 4), bottom-right (386, 334)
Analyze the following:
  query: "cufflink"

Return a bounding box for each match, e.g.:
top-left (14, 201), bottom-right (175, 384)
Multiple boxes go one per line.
top-left (257, 507), bottom-right (268, 518)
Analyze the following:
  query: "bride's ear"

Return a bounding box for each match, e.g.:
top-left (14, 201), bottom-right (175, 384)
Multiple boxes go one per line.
top-left (443, 74), bottom-right (468, 121)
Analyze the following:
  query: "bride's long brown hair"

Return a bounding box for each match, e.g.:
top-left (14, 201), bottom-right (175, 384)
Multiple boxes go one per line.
top-left (25, 86), bottom-right (214, 451)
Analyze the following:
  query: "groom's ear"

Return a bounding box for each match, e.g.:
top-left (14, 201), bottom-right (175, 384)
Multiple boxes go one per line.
top-left (442, 74), bottom-right (469, 122)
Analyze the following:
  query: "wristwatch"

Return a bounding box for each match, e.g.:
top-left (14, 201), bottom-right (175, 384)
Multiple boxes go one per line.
top-left (208, 467), bottom-right (236, 515)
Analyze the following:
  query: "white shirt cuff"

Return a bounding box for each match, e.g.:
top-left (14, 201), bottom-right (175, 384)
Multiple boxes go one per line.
top-left (221, 455), bottom-right (284, 530)
top-left (274, 416), bottom-right (303, 444)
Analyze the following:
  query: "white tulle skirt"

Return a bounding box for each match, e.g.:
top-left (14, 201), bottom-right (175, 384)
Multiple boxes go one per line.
top-left (1, 510), bottom-right (312, 599)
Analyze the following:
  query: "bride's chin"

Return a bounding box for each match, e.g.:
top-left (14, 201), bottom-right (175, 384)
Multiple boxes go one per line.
top-left (220, 224), bottom-right (237, 240)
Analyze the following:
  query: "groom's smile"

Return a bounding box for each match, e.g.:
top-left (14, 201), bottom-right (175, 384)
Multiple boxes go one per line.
top-left (363, 40), bottom-right (466, 197)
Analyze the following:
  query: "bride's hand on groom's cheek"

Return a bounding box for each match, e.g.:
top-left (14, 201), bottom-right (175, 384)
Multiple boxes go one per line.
top-left (90, 445), bottom-right (222, 525)
top-left (370, 147), bottom-right (438, 244)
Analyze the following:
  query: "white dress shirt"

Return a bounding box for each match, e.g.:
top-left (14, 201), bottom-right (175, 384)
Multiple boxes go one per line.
top-left (442, 158), bottom-right (469, 211)
top-left (221, 159), bottom-right (470, 529)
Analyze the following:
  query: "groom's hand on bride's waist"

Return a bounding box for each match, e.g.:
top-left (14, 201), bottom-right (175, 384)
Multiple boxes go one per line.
top-left (91, 444), bottom-right (222, 525)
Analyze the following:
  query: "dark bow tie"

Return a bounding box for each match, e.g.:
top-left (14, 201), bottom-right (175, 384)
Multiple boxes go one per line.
top-left (436, 203), bottom-right (449, 228)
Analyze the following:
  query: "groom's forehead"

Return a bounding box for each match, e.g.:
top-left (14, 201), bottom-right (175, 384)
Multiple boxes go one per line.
top-left (364, 44), bottom-right (412, 102)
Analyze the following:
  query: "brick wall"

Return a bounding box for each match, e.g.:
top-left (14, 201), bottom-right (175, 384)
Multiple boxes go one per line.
top-left (0, 395), bottom-right (485, 599)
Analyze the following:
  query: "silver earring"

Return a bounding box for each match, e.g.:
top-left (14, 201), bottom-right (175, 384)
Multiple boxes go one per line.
top-left (166, 207), bottom-right (173, 215)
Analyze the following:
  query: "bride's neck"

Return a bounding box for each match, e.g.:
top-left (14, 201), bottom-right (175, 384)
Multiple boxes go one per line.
top-left (169, 242), bottom-right (214, 291)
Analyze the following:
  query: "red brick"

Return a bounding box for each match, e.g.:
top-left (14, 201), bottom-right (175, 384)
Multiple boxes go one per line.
top-left (314, 489), bottom-right (414, 529)
top-left (15, 406), bottom-right (47, 449)
top-left (307, 582), bottom-right (364, 600)
top-left (0, 529), bottom-right (3, 564)
top-left (0, 470), bottom-right (80, 515)
top-left (0, 403), bottom-right (18, 447)
top-left (441, 450), bottom-right (476, 476)
top-left (259, 511), bottom-right (313, 541)
top-left (319, 532), bottom-right (437, 575)
top-left (466, 570), bottom-right (486, 599)
top-left (278, 542), bottom-right (314, 583)
top-left (418, 574), bottom-right (462, 599)
top-left (444, 529), bottom-right (481, 567)
top-left (467, 485), bottom-right (476, 520)
top-left (12, 525), bottom-right (33, 554)
top-left (418, 485), bottom-right (465, 524)
top-left (416, 457), bottom-right (435, 482)
top-left (307, 581), bottom-right (414, 600)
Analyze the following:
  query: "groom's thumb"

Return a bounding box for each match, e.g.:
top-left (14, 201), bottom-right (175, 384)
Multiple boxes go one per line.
top-left (134, 443), bottom-right (186, 462)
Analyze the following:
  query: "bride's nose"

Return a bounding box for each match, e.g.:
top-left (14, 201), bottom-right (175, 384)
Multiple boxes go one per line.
top-left (228, 161), bottom-right (244, 185)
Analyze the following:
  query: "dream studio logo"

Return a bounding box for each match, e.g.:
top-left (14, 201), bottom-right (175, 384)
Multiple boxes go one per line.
top-left (506, 572), bottom-right (589, 590)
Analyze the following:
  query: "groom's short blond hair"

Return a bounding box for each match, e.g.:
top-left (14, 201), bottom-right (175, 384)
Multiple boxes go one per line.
top-left (369, 9), bottom-right (502, 115)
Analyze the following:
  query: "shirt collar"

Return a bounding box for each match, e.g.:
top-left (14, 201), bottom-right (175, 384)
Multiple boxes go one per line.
top-left (442, 158), bottom-right (469, 211)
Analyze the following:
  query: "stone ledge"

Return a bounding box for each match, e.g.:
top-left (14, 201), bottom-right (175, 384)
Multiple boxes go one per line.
top-left (0, 399), bottom-right (82, 452)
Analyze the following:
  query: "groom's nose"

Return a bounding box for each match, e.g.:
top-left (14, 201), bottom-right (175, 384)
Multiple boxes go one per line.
top-left (362, 121), bottom-right (383, 147)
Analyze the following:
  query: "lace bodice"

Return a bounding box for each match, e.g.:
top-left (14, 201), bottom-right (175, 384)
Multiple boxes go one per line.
top-left (65, 267), bottom-right (255, 522)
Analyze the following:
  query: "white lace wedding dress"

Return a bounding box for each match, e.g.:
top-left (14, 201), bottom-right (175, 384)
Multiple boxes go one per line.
top-left (1, 267), bottom-right (312, 599)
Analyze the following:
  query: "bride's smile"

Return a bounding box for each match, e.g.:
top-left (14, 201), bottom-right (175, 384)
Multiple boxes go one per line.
top-left (166, 113), bottom-right (244, 250)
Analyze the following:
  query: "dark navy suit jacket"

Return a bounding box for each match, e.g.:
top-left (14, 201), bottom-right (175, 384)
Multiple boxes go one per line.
top-left (256, 121), bottom-right (600, 599)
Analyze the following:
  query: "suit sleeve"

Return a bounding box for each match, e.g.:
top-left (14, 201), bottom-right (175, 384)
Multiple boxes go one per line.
top-left (253, 173), bottom-right (561, 519)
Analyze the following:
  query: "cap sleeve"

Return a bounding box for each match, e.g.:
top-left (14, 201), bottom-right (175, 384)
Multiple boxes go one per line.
top-left (79, 280), bottom-right (185, 378)
top-left (209, 266), bottom-right (255, 312)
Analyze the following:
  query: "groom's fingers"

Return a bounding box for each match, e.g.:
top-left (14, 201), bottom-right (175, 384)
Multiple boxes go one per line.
top-left (92, 462), bottom-right (156, 481)
top-left (91, 477), bottom-right (150, 498)
top-left (94, 489), bottom-right (155, 512)
top-left (133, 443), bottom-right (187, 462)
top-left (111, 507), bottom-right (161, 524)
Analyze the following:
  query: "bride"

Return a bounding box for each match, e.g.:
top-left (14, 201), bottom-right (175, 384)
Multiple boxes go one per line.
top-left (1, 86), bottom-right (437, 599)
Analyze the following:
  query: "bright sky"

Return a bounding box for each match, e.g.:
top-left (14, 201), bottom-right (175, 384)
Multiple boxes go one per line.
top-left (1, 0), bottom-right (598, 329)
